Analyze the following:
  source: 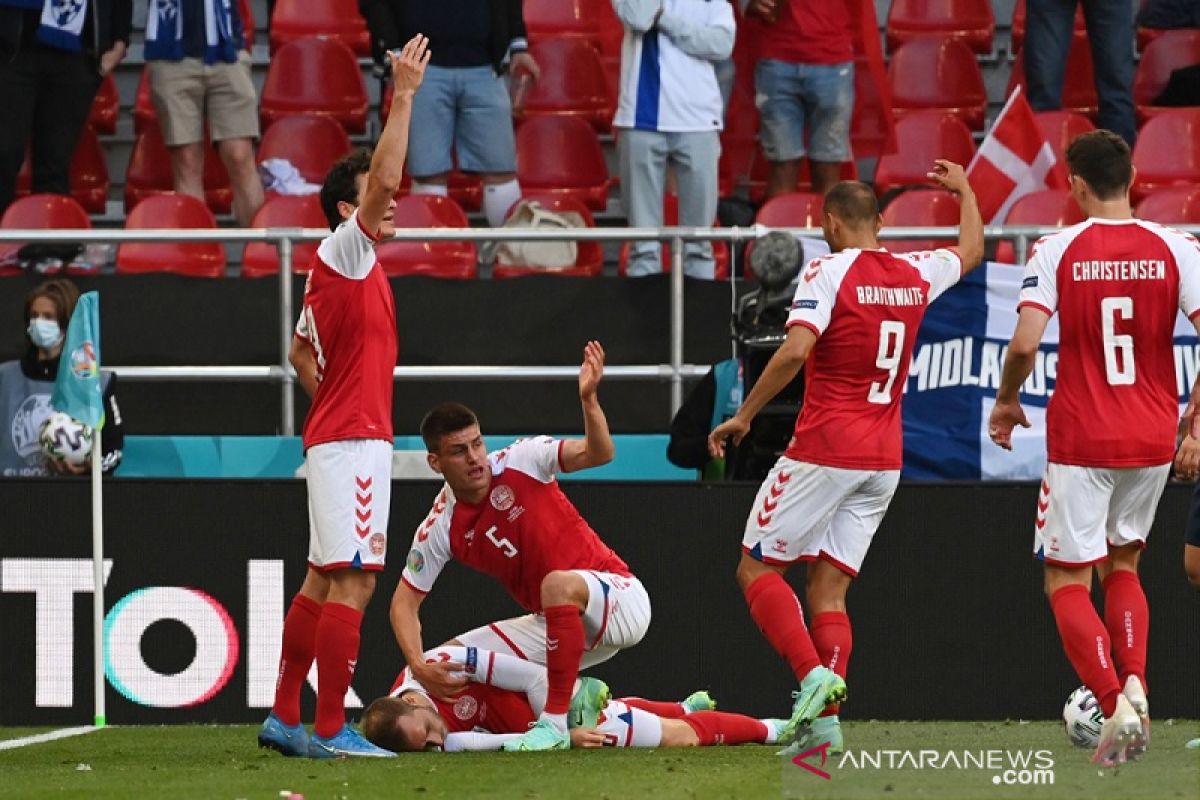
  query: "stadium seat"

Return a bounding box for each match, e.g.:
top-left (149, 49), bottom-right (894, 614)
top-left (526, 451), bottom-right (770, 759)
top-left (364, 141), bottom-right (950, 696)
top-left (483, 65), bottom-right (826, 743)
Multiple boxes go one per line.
top-left (374, 194), bottom-right (477, 278)
top-left (523, 0), bottom-right (605, 44)
top-left (0, 194), bottom-right (92, 271)
top-left (1008, 40), bottom-right (1099, 119)
top-left (241, 194), bottom-right (328, 278)
top-left (257, 115), bottom-right (351, 185)
top-left (15, 126), bottom-right (109, 214)
top-left (124, 122), bottom-right (232, 215)
top-left (994, 190), bottom-right (1084, 263)
top-left (880, 189), bottom-right (960, 253)
top-left (269, 0), bottom-right (369, 55)
top-left (1133, 30), bottom-right (1200, 123)
top-left (1010, 0), bottom-right (1086, 54)
top-left (617, 193), bottom-right (730, 279)
top-left (237, 0), bottom-right (254, 48)
top-left (886, 0), bottom-right (995, 54)
top-left (89, 73), bottom-right (118, 135)
top-left (1033, 110), bottom-right (1095, 167)
top-left (520, 38), bottom-right (613, 132)
top-left (491, 194), bottom-right (603, 277)
top-left (1135, 187), bottom-right (1200, 224)
top-left (888, 37), bottom-right (988, 130)
top-left (515, 116), bottom-right (610, 211)
top-left (117, 193), bottom-right (227, 277)
top-left (755, 192), bottom-right (824, 229)
top-left (260, 37), bottom-right (368, 134)
top-left (874, 112), bottom-right (977, 197)
top-left (133, 65), bottom-right (157, 133)
top-left (1130, 108), bottom-right (1200, 201)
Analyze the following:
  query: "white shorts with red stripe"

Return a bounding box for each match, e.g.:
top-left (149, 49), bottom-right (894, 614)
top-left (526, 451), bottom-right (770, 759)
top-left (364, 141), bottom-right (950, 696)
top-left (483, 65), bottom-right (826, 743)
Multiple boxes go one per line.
top-left (305, 438), bottom-right (393, 571)
top-left (1034, 462), bottom-right (1170, 566)
top-left (455, 570), bottom-right (651, 667)
top-left (741, 456), bottom-right (900, 576)
top-left (593, 700), bottom-right (663, 747)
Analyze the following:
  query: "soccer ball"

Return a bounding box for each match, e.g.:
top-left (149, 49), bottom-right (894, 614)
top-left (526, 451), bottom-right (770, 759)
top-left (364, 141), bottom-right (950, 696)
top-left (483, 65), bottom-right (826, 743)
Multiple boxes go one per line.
top-left (39, 411), bottom-right (93, 466)
top-left (1063, 686), bottom-right (1104, 748)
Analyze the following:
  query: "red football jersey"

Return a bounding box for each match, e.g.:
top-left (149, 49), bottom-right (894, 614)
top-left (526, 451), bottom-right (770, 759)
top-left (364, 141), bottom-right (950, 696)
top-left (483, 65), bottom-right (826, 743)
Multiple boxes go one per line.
top-left (784, 247), bottom-right (963, 470)
top-left (388, 664), bottom-right (536, 735)
top-left (401, 437), bottom-right (632, 611)
top-left (1019, 219), bottom-right (1200, 467)
top-left (294, 211), bottom-right (398, 450)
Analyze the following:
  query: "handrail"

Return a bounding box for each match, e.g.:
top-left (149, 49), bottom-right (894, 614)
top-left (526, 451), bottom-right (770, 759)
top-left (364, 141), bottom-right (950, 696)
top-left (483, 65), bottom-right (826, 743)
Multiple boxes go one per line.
top-left (6, 223), bottom-right (1197, 434)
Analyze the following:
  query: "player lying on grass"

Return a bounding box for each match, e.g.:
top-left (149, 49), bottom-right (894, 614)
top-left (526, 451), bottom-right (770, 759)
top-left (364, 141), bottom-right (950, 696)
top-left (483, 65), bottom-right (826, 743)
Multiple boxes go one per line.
top-left (360, 645), bottom-right (786, 752)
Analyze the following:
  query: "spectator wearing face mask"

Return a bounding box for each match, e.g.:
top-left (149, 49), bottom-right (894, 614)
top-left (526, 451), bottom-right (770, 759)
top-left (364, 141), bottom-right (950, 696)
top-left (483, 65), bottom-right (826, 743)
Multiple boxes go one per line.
top-left (0, 278), bottom-right (122, 476)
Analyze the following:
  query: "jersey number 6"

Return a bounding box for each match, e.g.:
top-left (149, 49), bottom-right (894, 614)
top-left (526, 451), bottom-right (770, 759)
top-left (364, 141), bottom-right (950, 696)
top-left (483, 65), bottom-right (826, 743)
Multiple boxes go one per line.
top-left (868, 321), bottom-right (907, 404)
top-left (1101, 296), bottom-right (1135, 386)
top-left (484, 525), bottom-right (518, 558)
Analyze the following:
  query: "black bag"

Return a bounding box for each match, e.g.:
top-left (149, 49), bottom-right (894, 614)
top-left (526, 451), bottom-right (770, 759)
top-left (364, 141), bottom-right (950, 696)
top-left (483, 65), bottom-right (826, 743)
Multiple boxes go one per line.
top-left (1153, 64), bottom-right (1200, 107)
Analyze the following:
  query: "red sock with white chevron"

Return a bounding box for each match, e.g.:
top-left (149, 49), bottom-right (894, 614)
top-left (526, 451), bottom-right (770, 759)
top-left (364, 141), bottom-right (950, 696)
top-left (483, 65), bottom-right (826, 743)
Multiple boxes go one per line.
top-left (543, 604), bottom-right (585, 722)
top-left (271, 593), bottom-right (322, 726)
top-left (1050, 584), bottom-right (1122, 717)
top-left (744, 572), bottom-right (821, 682)
top-left (681, 711), bottom-right (769, 745)
top-left (313, 602), bottom-right (363, 738)
top-left (811, 611), bottom-right (852, 717)
top-left (1102, 569), bottom-right (1149, 691)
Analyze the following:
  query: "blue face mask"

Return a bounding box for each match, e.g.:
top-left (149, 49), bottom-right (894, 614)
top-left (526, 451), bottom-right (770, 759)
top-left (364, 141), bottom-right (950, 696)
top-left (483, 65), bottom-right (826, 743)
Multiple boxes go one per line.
top-left (27, 318), bottom-right (63, 349)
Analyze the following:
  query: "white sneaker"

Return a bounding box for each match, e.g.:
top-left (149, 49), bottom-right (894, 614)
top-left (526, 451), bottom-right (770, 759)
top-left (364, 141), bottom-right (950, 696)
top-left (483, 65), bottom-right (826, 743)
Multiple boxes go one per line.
top-left (1122, 675), bottom-right (1150, 756)
top-left (1092, 694), bottom-right (1141, 766)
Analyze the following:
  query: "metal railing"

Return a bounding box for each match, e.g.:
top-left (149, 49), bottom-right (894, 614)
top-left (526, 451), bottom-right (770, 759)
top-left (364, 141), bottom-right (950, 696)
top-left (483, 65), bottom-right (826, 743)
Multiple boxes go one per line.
top-left (4, 223), bottom-right (1198, 434)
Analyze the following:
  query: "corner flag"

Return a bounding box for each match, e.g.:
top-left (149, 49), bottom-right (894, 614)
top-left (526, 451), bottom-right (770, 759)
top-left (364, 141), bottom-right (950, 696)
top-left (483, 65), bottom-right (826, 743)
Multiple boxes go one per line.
top-left (51, 291), bottom-right (104, 430)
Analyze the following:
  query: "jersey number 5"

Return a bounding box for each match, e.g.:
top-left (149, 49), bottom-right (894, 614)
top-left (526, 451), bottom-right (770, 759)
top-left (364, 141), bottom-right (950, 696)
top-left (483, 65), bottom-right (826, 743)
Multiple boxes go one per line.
top-left (868, 321), bottom-right (907, 404)
top-left (484, 525), bottom-right (518, 558)
top-left (1101, 296), bottom-right (1135, 386)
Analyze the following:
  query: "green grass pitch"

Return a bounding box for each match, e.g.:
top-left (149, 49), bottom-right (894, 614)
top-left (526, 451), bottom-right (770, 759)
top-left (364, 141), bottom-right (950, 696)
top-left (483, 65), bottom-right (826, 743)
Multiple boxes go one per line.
top-left (1, 720), bottom-right (1197, 799)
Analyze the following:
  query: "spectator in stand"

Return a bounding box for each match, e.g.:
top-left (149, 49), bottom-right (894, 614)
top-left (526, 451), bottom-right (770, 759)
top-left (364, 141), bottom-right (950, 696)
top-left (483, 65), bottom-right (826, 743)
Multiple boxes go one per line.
top-left (1025, 0), bottom-right (1137, 146)
top-left (143, 0), bottom-right (263, 226)
top-left (0, 0), bottom-right (132, 214)
top-left (360, 0), bottom-right (540, 227)
top-left (613, 0), bottom-right (735, 279)
top-left (0, 279), bottom-right (123, 477)
top-left (744, 0), bottom-right (854, 198)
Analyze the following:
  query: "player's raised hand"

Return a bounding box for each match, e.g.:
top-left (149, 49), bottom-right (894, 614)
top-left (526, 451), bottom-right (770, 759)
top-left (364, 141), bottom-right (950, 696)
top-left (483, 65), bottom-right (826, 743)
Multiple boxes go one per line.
top-left (988, 398), bottom-right (1030, 451)
top-left (412, 658), bottom-right (469, 701)
top-left (390, 34), bottom-right (432, 96)
top-left (579, 340), bottom-right (605, 402)
top-left (928, 160), bottom-right (971, 195)
top-left (708, 416), bottom-right (751, 459)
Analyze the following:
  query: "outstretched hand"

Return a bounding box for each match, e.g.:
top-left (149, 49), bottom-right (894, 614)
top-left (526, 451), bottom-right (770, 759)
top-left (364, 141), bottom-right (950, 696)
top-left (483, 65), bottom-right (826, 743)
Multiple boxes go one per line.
top-left (988, 399), bottom-right (1030, 451)
top-left (412, 659), bottom-right (468, 701)
top-left (580, 340), bottom-right (605, 402)
top-left (391, 34), bottom-right (432, 96)
top-left (708, 416), bottom-right (750, 459)
top-left (928, 160), bottom-right (971, 195)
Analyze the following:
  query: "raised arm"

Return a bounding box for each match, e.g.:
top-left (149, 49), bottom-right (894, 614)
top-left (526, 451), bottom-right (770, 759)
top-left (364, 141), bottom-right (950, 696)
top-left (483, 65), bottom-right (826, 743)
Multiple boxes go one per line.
top-left (560, 341), bottom-right (616, 473)
top-left (928, 159), bottom-right (984, 274)
top-left (390, 580), bottom-right (467, 699)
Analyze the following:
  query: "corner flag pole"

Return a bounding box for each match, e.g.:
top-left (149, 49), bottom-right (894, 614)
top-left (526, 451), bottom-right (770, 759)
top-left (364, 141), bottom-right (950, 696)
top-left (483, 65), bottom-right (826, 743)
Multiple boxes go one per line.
top-left (92, 430), bottom-right (105, 728)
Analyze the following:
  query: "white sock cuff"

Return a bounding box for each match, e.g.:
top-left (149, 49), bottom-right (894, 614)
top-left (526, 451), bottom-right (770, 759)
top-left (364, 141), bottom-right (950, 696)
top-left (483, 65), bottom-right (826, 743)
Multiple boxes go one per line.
top-left (483, 178), bottom-right (522, 227)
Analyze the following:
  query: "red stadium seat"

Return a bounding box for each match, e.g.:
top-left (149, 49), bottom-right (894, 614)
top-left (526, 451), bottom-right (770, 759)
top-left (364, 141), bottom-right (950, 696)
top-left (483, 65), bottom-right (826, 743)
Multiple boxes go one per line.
top-left (374, 194), bottom-right (477, 278)
top-left (133, 65), bottom-right (156, 134)
top-left (257, 115), bottom-right (351, 185)
top-left (269, 0), bottom-right (369, 55)
top-left (89, 73), bottom-right (119, 135)
top-left (1011, 0), bottom-right (1086, 54)
top-left (755, 192), bottom-right (824, 229)
top-left (874, 112), bottom-right (976, 197)
top-left (492, 194), bottom-right (603, 277)
top-left (880, 189), bottom-right (960, 252)
top-left (260, 37), bottom-right (368, 134)
top-left (523, 0), bottom-right (604, 44)
top-left (886, 0), bottom-right (995, 54)
top-left (617, 193), bottom-right (730, 279)
top-left (117, 193), bottom-right (227, 277)
top-left (1135, 187), bottom-right (1200, 224)
top-left (237, 0), bottom-right (254, 48)
top-left (0, 194), bottom-right (92, 270)
top-left (515, 116), bottom-right (610, 211)
top-left (124, 122), bottom-right (232, 215)
top-left (16, 126), bottom-right (110, 214)
top-left (994, 190), bottom-right (1084, 263)
top-left (520, 38), bottom-right (612, 132)
top-left (1133, 30), bottom-right (1200, 123)
top-left (1008, 40), bottom-right (1099, 119)
top-left (1033, 110), bottom-right (1096, 167)
top-left (888, 37), bottom-right (987, 130)
top-left (595, 3), bottom-right (624, 61)
top-left (1130, 108), bottom-right (1200, 201)
top-left (242, 194), bottom-right (329, 278)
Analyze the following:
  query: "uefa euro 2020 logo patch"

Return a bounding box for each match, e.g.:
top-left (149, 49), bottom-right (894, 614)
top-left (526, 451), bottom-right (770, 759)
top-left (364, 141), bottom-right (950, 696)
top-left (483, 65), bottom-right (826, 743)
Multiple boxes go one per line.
top-left (70, 341), bottom-right (98, 380)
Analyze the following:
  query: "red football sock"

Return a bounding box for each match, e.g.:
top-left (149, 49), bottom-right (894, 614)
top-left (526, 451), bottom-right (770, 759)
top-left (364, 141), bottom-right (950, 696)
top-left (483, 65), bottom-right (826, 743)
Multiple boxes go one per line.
top-left (544, 604), bottom-right (585, 715)
top-left (621, 697), bottom-right (687, 719)
top-left (271, 593), bottom-right (322, 726)
top-left (682, 711), bottom-right (769, 746)
top-left (313, 602), bottom-right (363, 738)
top-left (811, 611), bottom-right (852, 717)
top-left (1050, 584), bottom-right (1122, 717)
top-left (1102, 569), bottom-right (1149, 691)
top-left (744, 572), bottom-right (821, 682)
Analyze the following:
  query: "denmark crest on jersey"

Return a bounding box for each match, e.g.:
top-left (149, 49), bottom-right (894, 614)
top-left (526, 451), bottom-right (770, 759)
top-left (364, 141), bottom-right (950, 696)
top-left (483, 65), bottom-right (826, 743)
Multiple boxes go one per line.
top-left (490, 484), bottom-right (516, 511)
top-left (453, 695), bottom-right (479, 720)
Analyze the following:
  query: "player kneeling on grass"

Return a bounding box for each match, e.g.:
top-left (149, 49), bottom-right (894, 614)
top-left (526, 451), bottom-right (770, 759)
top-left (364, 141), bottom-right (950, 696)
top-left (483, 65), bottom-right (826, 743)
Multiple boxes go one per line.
top-left (361, 646), bottom-right (786, 752)
top-left (709, 164), bottom-right (983, 755)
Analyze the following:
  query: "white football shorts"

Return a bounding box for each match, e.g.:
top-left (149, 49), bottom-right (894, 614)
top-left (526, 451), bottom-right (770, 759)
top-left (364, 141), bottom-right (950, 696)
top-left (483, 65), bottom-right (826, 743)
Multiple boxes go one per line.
top-left (741, 456), bottom-right (900, 576)
top-left (306, 438), bottom-right (393, 571)
top-left (1034, 462), bottom-right (1170, 566)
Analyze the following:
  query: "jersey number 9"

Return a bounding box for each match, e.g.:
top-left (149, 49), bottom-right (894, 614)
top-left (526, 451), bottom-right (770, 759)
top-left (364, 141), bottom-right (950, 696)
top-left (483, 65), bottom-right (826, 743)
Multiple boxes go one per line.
top-left (868, 321), bottom-right (907, 404)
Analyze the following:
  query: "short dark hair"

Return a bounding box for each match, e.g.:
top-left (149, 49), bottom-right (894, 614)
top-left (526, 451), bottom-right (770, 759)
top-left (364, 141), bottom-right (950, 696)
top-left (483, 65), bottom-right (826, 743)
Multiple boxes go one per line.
top-left (24, 278), bottom-right (79, 340)
top-left (319, 147), bottom-right (373, 231)
top-left (1065, 130), bottom-right (1132, 201)
top-left (420, 402), bottom-right (480, 452)
top-left (361, 696), bottom-right (415, 752)
top-left (823, 181), bottom-right (879, 226)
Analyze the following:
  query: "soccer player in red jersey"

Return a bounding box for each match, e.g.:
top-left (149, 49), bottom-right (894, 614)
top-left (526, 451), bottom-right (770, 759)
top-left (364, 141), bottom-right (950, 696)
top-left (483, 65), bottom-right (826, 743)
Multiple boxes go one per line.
top-left (361, 645), bottom-right (784, 753)
top-left (257, 35), bottom-right (431, 759)
top-left (708, 163), bottom-right (983, 753)
top-left (989, 130), bottom-right (1200, 766)
top-left (392, 341), bottom-right (652, 751)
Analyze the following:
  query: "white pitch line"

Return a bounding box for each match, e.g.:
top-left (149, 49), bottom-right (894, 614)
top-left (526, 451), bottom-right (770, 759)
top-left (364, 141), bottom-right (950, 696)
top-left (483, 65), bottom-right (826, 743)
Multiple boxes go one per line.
top-left (0, 726), bottom-right (103, 751)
